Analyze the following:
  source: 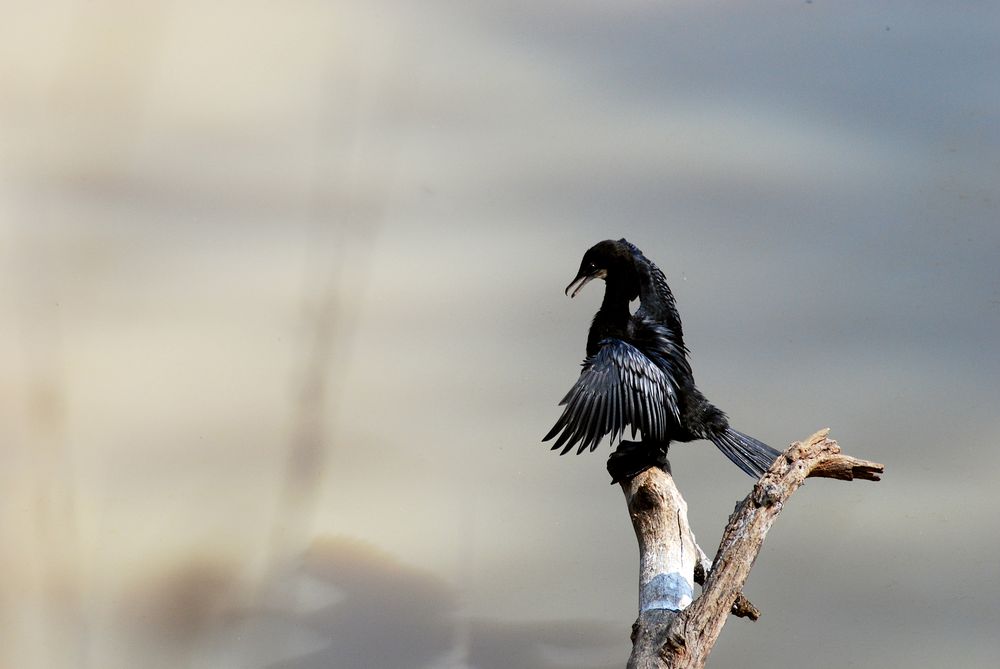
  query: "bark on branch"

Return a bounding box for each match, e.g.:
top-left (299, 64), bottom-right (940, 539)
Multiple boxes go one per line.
top-left (617, 429), bottom-right (883, 669)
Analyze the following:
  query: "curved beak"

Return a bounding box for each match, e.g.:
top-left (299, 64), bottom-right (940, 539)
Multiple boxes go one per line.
top-left (565, 268), bottom-right (606, 298)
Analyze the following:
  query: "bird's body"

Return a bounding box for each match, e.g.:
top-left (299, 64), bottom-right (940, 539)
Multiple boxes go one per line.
top-left (544, 239), bottom-right (780, 480)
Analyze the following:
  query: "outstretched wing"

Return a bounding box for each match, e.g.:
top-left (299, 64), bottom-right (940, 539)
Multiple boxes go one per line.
top-left (618, 238), bottom-right (685, 340)
top-left (543, 338), bottom-right (680, 455)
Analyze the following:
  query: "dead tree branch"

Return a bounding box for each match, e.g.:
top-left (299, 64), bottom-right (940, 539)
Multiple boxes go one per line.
top-left (617, 429), bottom-right (883, 669)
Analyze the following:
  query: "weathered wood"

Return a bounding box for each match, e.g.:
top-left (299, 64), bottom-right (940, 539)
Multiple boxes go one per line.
top-left (620, 464), bottom-right (758, 667)
top-left (620, 466), bottom-right (697, 669)
top-left (693, 557), bottom-right (760, 622)
top-left (617, 429), bottom-right (883, 668)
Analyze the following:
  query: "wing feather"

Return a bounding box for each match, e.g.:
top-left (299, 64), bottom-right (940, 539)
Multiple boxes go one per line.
top-left (543, 338), bottom-right (680, 455)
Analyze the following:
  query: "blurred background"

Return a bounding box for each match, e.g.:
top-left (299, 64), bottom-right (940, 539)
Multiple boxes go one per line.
top-left (2, 1), bottom-right (998, 667)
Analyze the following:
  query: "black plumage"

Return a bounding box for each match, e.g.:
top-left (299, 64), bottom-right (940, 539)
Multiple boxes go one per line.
top-left (543, 239), bottom-right (781, 480)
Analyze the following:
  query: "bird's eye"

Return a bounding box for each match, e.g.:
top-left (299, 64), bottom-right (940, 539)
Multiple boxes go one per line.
top-left (587, 261), bottom-right (598, 271)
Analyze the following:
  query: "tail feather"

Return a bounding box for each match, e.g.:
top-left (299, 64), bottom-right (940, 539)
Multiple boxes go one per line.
top-left (709, 428), bottom-right (781, 479)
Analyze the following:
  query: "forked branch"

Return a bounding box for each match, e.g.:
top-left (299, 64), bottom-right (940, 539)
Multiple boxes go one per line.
top-left (618, 429), bottom-right (883, 669)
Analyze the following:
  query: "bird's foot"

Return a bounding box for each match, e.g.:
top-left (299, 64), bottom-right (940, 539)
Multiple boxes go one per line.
top-left (607, 441), bottom-right (670, 485)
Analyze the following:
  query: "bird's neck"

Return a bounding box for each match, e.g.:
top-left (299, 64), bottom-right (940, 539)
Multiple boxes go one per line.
top-left (599, 280), bottom-right (633, 322)
top-left (586, 278), bottom-right (633, 355)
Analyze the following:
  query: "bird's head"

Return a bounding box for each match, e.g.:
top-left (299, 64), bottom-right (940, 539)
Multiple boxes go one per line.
top-left (565, 239), bottom-right (640, 299)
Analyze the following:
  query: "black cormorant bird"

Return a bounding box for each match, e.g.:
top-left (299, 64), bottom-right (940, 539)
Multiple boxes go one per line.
top-left (543, 239), bottom-right (780, 481)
